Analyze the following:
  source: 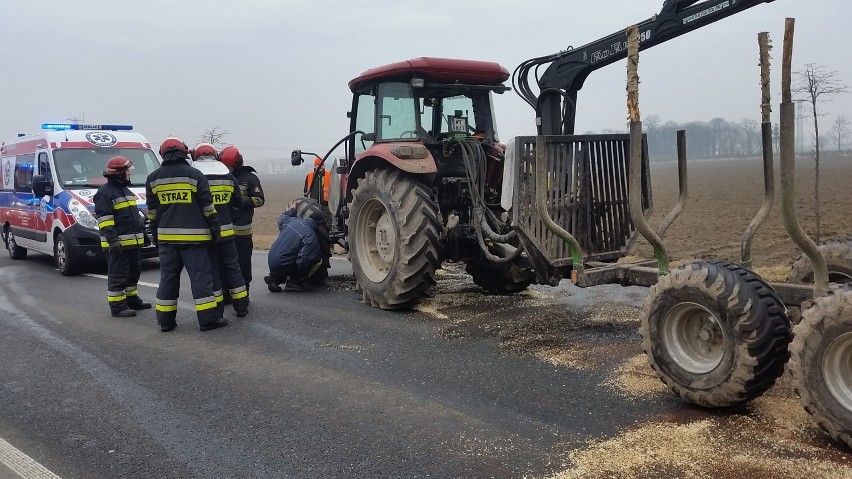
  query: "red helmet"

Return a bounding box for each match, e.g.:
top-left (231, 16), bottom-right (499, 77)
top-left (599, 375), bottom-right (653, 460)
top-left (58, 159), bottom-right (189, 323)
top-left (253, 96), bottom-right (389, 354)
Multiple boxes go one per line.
top-left (103, 156), bottom-right (133, 177)
top-left (313, 156), bottom-right (322, 167)
top-left (219, 145), bottom-right (243, 168)
top-left (159, 137), bottom-right (189, 157)
top-left (192, 142), bottom-right (219, 161)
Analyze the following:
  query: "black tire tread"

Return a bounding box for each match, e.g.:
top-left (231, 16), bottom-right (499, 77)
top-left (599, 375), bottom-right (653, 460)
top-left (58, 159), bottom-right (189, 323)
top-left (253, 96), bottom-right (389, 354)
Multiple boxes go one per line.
top-left (348, 169), bottom-right (441, 309)
top-left (787, 239), bottom-right (852, 284)
top-left (789, 288), bottom-right (852, 450)
top-left (640, 260), bottom-right (791, 407)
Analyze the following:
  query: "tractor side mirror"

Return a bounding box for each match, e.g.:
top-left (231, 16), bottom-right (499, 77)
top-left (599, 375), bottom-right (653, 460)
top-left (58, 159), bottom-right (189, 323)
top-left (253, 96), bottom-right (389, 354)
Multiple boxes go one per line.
top-left (291, 150), bottom-right (303, 166)
top-left (32, 174), bottom-right (53, 196)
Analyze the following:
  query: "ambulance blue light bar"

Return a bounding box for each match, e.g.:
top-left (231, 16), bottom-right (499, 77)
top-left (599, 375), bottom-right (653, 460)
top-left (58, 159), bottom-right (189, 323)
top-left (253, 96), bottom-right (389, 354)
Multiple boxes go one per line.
top-left (41, 123), bottom-right (133, 131)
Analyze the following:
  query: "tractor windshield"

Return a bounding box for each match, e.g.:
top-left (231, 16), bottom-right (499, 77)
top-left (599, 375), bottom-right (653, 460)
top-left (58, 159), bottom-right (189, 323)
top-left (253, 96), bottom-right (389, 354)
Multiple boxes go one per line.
top-left (352, 81), bottom-right (501, 153)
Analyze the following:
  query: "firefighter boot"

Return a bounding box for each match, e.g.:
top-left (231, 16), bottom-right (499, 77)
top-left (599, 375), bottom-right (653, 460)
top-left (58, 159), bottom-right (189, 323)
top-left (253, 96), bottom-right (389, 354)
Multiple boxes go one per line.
top-left (126, 296), bottom-right (153, 310)
top-left (233, 297), bottom-right (250, 318)
top-left (264, 275), bottom-right (283, 293)
top-left (112, 307), bottom-right (137, 318)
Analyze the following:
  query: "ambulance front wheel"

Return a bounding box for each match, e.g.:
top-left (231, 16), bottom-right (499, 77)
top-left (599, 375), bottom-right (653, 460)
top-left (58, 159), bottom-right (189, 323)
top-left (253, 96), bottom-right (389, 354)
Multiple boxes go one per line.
top-left (55, 232), bottom-right (79, 276)
top-left (5, 228), bottom-right (28, 260)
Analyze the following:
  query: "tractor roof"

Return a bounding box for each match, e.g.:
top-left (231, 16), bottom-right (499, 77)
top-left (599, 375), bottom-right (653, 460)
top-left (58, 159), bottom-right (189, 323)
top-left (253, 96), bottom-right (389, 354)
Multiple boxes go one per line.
top-left (348, 57), bottom-right (510, 92)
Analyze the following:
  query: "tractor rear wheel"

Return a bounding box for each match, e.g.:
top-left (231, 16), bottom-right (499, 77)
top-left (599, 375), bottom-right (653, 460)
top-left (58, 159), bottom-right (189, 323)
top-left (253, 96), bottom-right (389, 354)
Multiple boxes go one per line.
top-left (787, 239), bottom-right (852, 285)
top-left (789, 287), bottom-right (852, 450)
top-left (348, 169), bottom-right (441, 309)
top-left (465, 260), bottom-right (534, 295)
top-left (640, 261), bottom-right (790, 407)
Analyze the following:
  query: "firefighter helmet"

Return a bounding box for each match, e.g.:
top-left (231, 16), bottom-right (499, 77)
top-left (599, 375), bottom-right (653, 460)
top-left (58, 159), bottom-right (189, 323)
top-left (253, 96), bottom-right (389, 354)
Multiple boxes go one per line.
top-left (192, 142), bottom-right (219, 161)
top-left (102, 156), bottom-right (133, 177)
top-left (159, 137), bottom-right (189, 157)
top-left (219, 145), bottom-right (243, 168)
top-left (313, 156), bottom-right (322, 167)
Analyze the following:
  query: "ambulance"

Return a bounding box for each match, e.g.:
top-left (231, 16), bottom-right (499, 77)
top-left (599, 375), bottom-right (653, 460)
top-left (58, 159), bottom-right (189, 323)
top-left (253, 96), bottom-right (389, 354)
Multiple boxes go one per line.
top-left (0, 124), bottom-right (160, 275)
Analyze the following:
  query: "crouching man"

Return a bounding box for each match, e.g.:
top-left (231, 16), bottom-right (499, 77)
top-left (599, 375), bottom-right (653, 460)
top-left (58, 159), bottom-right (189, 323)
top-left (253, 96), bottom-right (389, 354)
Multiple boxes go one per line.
top-left (264, 204), bottom-right (325, 292)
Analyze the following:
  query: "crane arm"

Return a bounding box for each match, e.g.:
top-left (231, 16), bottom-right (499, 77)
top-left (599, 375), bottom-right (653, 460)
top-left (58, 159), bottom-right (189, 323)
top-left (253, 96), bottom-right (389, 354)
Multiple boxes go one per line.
top-left (514, 0), bottom-right (776, 135)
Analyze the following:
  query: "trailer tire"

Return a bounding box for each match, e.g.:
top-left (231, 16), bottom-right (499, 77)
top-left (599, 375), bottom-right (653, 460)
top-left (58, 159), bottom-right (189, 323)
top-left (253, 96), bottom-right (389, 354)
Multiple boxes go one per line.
top-left (789, 287), bottom-right (852, 450)
top-left (640, 261), bottom-right (790, 407)
top-left (5, 228), bottom-right (27, 260)
top-left (465, 261), bottom-right (534, 295)
top-left (787, 239), bottom-right (852, 285)
top-left (348, 169), bottom-right (441, 309)
top-left (55, 232), bottom-right (79, 276)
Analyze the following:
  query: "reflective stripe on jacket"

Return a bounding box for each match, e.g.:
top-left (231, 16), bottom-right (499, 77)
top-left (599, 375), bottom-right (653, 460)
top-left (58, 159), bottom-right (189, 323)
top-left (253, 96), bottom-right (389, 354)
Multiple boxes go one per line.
top-left (232, 166), bottom-right (265, 237)
top-left (93, 178), bottom-right (145, 249)
top-left (145, 157), bottom-right (220, 244)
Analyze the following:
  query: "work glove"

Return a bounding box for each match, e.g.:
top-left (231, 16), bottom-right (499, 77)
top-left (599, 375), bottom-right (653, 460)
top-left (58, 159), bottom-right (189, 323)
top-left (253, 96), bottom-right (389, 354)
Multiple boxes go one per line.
top-left (108, 239), bottom-right (122, 255)
top-left (210, 229), bottom-right (222, 244)
top-left (143, 233), bottom-right (152, 247)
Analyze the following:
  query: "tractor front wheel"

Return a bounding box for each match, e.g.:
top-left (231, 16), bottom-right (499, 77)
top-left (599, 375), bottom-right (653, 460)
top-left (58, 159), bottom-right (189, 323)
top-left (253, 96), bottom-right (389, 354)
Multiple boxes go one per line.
top-left (790, 287), bottom-right (852, 450)
top-left (348, 169), bottom-right (441, 309)
top-left (640, 261), bottom-right (790, 407)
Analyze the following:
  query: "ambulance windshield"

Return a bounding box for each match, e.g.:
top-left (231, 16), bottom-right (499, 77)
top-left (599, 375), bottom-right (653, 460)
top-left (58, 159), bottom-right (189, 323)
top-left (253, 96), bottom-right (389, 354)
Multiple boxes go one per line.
top-left (53, 148), bottom-right (160, 188)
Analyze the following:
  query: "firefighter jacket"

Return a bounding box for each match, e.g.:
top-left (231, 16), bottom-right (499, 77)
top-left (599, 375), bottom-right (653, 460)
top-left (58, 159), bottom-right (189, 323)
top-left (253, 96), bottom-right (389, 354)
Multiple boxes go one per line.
top-left (205, 171), bottom-right (243, 241)
top-left (93, 177), bottom-right (145, 249)
top-left (145, 155), bottom-right (221, 244)
top-left (268, 209), bottom-right (322, 277)
top-left (231, 166), bottom-right (265, 238)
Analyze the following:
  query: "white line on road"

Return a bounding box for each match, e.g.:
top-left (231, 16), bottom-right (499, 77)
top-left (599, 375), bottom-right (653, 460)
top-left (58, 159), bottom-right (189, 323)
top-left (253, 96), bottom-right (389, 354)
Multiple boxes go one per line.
top-left (0, 437), bottom-right (61, 479)
top-left (84, 273), bottom-right (158, 288)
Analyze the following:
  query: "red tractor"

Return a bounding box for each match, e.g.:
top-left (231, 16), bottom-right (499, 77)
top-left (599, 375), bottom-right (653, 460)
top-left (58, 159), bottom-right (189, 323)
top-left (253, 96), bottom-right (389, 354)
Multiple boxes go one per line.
top-left (294, 58), bottom-right (534, 309)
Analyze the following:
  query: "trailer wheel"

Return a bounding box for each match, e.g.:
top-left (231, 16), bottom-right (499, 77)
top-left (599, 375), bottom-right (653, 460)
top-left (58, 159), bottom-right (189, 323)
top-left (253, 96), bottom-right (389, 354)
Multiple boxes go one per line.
top-left (640, 261), bottom-right (790, 407)
top-left (790, 287), bottom-right (852, 450)
top-left (55, 232), bottom-right (79, 276)
top-left (5, 228), bottom-right (27, 260)
top-left (787, 239), bottom-right (852, 285)
top-left (348, 168), bottom-right (441, 309)
top-left (465, 261), bottom-right (534, 295)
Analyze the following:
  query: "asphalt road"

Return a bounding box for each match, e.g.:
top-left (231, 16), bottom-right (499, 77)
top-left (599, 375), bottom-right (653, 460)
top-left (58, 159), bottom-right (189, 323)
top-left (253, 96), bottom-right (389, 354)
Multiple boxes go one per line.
top-left (0, 249), bottom-right (679, 479)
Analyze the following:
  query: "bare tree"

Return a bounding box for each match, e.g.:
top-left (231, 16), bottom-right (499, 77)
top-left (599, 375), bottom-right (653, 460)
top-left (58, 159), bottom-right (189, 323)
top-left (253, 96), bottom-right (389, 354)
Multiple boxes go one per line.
top-left (834, 115), bottom-right (850, 151)
top-left (199, 126), bottom-right (230, 147)
top-left (793, 64), bottom-right (848, 244)
top-left (740, 119), bottom-right (759, 157)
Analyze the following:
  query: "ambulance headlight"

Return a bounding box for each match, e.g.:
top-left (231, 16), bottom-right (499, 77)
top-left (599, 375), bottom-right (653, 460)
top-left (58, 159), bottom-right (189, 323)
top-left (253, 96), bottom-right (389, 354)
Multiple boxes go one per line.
top-left (69, 199), bottom-right (98, 230)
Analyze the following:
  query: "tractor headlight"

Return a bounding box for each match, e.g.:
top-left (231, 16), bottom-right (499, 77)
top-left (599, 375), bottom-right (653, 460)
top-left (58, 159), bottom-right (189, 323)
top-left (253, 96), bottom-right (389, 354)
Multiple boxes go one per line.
top-left (69, 199), bottom-right (98, 230)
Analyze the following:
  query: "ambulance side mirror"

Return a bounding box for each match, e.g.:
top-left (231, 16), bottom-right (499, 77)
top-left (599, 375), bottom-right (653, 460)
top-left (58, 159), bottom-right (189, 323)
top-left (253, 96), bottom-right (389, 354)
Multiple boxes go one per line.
top-left (32, 175), bottom-right (53, 196)
top-left (291, 150), bottom-right (304, 166)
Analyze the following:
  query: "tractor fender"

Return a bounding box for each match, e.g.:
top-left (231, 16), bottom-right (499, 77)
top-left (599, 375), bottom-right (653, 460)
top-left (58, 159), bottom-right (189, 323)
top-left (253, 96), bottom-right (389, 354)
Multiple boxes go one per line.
top-left (345, 142), bottom-right (437, 200)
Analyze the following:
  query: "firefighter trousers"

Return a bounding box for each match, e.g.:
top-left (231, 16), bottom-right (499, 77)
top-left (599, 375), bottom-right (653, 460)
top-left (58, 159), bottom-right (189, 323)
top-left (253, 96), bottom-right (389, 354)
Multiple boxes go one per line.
top-left (234, 236), bottom-right (254, 286)
top-left (155, 243), bottom-right (219, 329)
top-left (210, 240), bottom-right (249, 316)
top-left (106, 248), bottom-right (142, 314)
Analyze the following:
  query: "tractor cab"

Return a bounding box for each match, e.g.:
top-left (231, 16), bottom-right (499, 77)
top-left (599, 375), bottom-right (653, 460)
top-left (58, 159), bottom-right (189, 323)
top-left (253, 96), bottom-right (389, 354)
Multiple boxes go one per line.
top-left (346, 57), bottom-right (509, 179)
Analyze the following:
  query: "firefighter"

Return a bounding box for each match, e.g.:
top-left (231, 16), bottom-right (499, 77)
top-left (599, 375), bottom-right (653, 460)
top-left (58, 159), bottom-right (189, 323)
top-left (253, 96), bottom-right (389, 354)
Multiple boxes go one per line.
top-left (219, 145), bottom-right (264, 296)
top-left (93, 156), bottom-right (151, 317)
top-left (304, 156), bottom-right (331, 206)
top-left (263, 204), bottom-right (325, 293)
top-left (146, 137), bottom-right (226, 332)
top-left (191, 143), bottom-right (249, 318)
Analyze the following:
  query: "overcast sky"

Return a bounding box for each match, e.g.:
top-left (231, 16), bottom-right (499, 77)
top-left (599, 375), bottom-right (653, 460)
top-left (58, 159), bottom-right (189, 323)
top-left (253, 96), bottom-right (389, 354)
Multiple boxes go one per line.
top-left (1, 0), bottom-right (848, 163)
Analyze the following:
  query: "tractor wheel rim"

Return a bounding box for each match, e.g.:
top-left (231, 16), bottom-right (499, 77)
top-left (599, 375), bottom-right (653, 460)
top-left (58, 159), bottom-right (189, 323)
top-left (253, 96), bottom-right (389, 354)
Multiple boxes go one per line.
top-left (823, 331), bottom-right (852, 413)
top-left (661, 302), bottom-right (725, 374)
top-left (57, 239), bottom-right (67, 270)
top-left (357, 198), bottom-right (393, 283)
